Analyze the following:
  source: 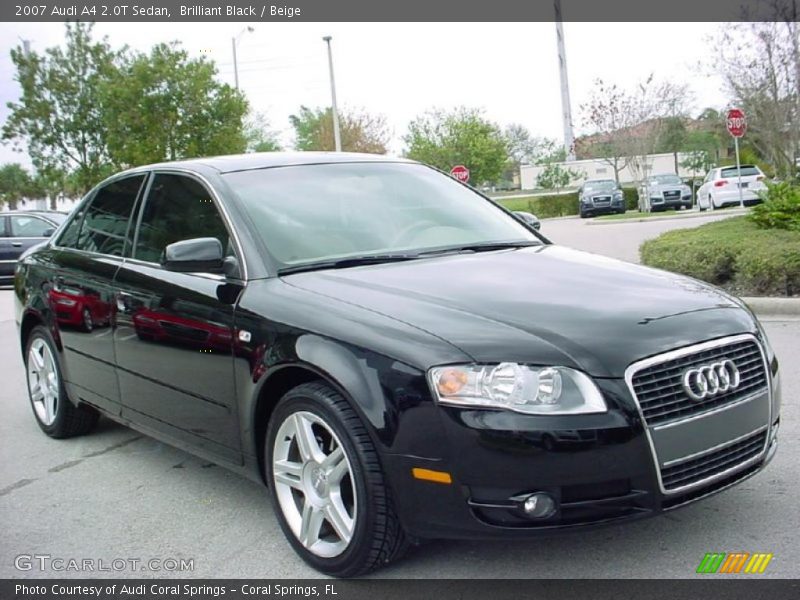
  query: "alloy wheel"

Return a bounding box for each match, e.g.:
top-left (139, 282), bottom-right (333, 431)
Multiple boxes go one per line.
top-left (83, 308), bottom-right (93, 332)
top-left (272, 410), bottom-right (357, 558)
top-left (27, 338), bottom-right (59, 426)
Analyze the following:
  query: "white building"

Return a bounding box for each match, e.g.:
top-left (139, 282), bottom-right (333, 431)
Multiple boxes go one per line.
top-left (520, 152), bottom-right (700, 190)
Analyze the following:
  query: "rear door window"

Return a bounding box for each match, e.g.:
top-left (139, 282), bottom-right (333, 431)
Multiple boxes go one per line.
top-left (71, 175), bottom-right (146, 256)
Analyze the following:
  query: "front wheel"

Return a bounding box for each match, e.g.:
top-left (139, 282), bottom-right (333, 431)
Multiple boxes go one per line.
top-left (25, 325), bottom-right (99, 438)
top-left (266, 382), bottom-right (407, 576)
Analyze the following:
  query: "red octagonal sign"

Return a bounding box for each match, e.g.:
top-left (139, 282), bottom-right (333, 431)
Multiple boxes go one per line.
top-left (726, 108), bottom-right (747, 138)
top-left (450, 165), bottom-right (470, 183)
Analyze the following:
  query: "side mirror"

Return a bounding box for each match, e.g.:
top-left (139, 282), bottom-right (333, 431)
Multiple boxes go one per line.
top-left (162, 238), bottom-right (224, 273)
top-left (513, 211), bottom-right (541, 231)
top-left (43, 228), bottom-right (56, 237)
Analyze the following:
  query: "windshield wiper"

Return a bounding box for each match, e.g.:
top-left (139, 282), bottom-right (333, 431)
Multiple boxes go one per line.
top-left (418, 240), bottom-right (541, 256)
top-left (278, 253), bottom-right (422, 275)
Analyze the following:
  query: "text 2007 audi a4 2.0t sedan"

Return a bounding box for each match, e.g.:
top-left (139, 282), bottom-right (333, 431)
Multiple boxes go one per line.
top-left (14, 153), bottom-right (780, 576)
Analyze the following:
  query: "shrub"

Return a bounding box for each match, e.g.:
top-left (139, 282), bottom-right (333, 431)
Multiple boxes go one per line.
top-left (640, 216), bottom-right (800, 296)
top-left (748, 182), bottom-right (800, 231)
top-left (497, 193), bottom-right (580, 218)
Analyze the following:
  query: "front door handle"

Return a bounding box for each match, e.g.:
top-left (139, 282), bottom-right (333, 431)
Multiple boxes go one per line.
top-left (11, 242), bottom-right (22, 247)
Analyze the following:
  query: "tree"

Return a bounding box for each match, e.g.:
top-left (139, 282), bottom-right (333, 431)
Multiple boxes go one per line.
top-left (403, 107), bottom-right (508, 186)
top-left (100, 43), bottom-right (248, 166)
top-left (713, 14), bottom-right (799, 179)
top-left (581, 77), bottom-right (692, 182)
top-left (537, 163), bottom-right (578, 192)
top-left (0, 163), bottom-right (34, 210)
top-left (245, 112), bottom-right (282, 153)
top-left (656, 117), bottom-right (688, 172)
top-left (290, 106), bottom-right (390, 154)
top-left (504, 124), bottom-right (557, 167)
top-left (2, 22), bottom-right (118, 194)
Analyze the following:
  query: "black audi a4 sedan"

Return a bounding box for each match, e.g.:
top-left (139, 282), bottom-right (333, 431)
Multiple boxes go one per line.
top-left (14, 153), bottom-right (780, 576)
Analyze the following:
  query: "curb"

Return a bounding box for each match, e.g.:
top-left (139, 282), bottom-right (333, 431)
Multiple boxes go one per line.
top-left (586, 208), bottom-right (748, 225)
top-left (742, 297), bottom-right (800, 317)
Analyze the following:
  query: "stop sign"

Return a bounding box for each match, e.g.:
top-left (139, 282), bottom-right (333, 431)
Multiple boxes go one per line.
top-left (450, 165), bottom-right (470, 183)
top-left (726, 108), bottom-right (747, 138)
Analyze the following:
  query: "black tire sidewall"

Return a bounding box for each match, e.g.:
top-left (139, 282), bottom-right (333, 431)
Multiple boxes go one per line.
top-left (25, 326), bottom-right (69, 436)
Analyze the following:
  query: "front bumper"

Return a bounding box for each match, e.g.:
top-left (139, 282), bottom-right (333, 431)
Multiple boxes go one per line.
top-left (650, 195), bottom-right (692, 210)
top-left (385, 356), bottom-right (778, 540)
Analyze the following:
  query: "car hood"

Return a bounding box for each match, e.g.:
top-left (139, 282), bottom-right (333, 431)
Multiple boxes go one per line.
top-left (649, 183), bottom-right (688, 192)
top-left (282, 245), bottom-right (756, 377)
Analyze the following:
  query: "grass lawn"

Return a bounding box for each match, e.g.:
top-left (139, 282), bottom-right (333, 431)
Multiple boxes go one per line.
top-left (640, 216), bottom-right (800, 297)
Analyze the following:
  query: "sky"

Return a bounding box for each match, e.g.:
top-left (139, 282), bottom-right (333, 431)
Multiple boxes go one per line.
top-left (0, 21), bottom-right (729, 167)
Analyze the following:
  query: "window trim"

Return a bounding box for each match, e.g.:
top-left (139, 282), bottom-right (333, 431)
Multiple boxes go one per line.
top-left (129, 168), bottom-right (248, 281)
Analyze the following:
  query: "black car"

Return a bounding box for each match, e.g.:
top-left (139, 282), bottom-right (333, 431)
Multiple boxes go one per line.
top-left (14, 153), bottom-right (780, 577)
top-left (578, 179), bottom-right (626, 218)
top-left (1, 210), bottom-right (66, 284)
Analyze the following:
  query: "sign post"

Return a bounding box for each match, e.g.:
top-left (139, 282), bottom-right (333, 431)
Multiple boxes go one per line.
top-left (726, 108), bottom-right (747, 209)
top-left (450, 165), bottom-right (470, 184)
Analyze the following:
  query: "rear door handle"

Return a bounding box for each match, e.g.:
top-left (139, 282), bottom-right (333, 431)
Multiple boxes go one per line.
top-left (11, 242), bottom-right (22, 247)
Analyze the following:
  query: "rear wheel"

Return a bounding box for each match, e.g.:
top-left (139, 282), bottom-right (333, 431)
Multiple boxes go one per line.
top-left (266, 382), bottom-right (407, 576)
top-left (25, 325), bottom-right (98, 438)
top-left (708, 194), bottom-right (715, 211)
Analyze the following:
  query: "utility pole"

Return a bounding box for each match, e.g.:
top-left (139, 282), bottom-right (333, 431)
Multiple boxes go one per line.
top-left (232, 27), bottom-right (254, 91)
top-left (554, 0), bottom-right (575, 161)
top-left (322, 36), bottom-right (342, 152)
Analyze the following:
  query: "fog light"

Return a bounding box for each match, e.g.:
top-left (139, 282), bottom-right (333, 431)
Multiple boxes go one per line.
top-left (521, 492), bottom-right (557, 519)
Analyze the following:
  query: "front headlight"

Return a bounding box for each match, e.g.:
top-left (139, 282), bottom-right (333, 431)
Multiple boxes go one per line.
top-left (428, 363), bottom-right (607, 415)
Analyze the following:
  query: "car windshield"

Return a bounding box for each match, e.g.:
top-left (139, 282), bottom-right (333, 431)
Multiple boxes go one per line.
top-left (225, 162), bottom-right (539, 268)
top-left (650, 174), bottom-right (682, 185)
top-left (583, 180), bottom-right (617, 192)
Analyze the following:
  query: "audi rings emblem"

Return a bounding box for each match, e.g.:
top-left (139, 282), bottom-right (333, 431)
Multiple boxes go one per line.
top-left (682, 360), bottom-right (741, 401)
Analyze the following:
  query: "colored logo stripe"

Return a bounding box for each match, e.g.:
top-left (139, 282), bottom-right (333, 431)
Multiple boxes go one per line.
top-left (697, 553), bottom-right (773, 574)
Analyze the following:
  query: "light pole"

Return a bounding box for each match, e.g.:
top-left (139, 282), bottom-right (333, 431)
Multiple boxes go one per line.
top-left (322, 36), bottom-right (342, 152)
top-left (232, 26), bottom-right (254, 91)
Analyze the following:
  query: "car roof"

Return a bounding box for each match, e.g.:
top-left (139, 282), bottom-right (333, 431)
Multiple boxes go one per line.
top-left (122, 152), bottom-right (416, 175)
top-left (2, 210), bottom-right (64, 218)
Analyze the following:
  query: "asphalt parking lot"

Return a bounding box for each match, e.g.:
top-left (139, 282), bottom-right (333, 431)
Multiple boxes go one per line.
top-left (0, 212), bottom-right (797, 578)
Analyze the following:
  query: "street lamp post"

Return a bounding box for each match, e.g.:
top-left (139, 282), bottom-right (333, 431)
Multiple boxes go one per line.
top-left (232, 26), bottom-right (254, 91)
top-left (322, 36), bottom-right (342, 152)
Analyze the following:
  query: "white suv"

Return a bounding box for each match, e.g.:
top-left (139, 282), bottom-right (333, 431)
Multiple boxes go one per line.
top-left (696, 165), bottom-right (767, 211)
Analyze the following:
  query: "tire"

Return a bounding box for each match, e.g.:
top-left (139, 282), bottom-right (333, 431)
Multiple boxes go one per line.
top-left (25, 325), bottom-right (99, 438)
top-left (708, 195), bottom-right (715, 211)
top-left (265, 382), bottom-right (407, 577)
top-left (82, 308), bottom-right (93, 332)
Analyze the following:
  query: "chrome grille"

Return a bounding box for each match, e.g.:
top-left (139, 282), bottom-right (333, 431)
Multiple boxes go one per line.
top-left (661, 429), bottom-right (767, 491)
top-left (592, 195), bottom-right (611, 206)
top-left (631, 339), bottom-right (767, 427)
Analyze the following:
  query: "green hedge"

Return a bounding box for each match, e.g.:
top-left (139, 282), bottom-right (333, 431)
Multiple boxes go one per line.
top-left (640, 216), bottom-right (800, 296)
top-left (497, 187), bottom-right (638, 218)
top-left (749, 182), bottom-right (800, 231)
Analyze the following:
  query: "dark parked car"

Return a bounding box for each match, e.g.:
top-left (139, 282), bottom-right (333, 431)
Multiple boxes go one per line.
top-left (15, 153), bottom-right (780, 577)
top-left (578, 179), bottom-right (626, 218)
top-left (1, 210), bottom-right (67, 284)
